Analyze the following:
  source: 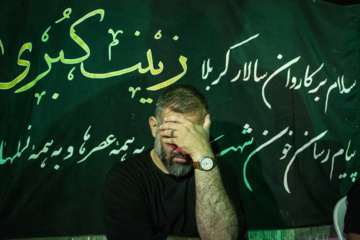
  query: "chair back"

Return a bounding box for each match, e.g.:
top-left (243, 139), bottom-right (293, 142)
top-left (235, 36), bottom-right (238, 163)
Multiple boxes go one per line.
top-left (333, 196), bottom-right (347, 240)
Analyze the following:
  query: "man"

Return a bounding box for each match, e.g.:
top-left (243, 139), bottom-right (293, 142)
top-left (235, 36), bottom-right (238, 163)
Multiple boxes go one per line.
top-left (344, 179), bottom-right (360, 240)
top-left (101, 84), bottom-right (245, 239)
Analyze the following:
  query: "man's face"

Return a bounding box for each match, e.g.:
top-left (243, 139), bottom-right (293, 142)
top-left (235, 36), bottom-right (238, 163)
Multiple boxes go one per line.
top-left (154, 128), bottom-right (192, 177)
top-left (154, 109), bottom-right (204, 177)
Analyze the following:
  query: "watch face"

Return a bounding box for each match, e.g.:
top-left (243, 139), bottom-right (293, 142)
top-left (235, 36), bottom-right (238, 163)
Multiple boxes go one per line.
top-left (200, 157), bottom-right (214, 171)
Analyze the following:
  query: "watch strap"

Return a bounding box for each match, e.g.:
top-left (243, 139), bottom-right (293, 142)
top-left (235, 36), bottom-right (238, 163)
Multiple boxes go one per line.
top-left (193, 161), bottom-right (200, 169)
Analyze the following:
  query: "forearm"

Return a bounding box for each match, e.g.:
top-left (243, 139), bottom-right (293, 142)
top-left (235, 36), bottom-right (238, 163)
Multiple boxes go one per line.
top-left (195, 166), bottom-right (239, 240)
top-left (160, 114), bottom-right (238, 239)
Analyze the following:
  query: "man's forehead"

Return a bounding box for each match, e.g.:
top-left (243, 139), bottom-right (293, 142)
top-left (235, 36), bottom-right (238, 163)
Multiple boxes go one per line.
top-left (162, 108), bottom-right (205, 124)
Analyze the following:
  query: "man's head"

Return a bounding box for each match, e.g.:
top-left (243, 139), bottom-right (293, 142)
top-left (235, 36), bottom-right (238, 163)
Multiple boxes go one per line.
top-left (154, 84), bottom-right (208, 125)
top-left (149, 84), bottom-right (209, 177)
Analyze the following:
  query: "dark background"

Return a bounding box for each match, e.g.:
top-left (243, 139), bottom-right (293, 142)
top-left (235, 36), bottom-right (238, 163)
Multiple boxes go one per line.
top-left (0, 0), bottom-right (359, 238)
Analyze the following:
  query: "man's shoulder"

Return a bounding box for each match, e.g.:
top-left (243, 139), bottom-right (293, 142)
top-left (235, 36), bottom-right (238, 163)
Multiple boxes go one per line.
top-left (106, 148), bottom-right (152, 180)
top-left (120, 148), bottom-right (151, 165)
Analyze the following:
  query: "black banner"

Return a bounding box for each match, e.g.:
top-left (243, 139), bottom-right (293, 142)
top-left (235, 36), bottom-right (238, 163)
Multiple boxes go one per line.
top-left (0, 0), bottom-right (359, 238)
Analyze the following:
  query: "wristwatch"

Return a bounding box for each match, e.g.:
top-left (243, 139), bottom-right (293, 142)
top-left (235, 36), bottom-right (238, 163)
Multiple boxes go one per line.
top-left (193, 157), bottom-right (217, 171)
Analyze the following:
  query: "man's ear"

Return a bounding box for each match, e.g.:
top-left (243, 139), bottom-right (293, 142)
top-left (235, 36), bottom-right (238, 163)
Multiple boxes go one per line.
top-left (149, 116), bottom-right (158, 137)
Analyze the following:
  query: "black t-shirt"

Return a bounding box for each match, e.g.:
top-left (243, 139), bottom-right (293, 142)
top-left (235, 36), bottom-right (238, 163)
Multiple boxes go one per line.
top-left (344, 180), bottom-right (360, 234)
top-left (101, 149), bottom-right (246, 239)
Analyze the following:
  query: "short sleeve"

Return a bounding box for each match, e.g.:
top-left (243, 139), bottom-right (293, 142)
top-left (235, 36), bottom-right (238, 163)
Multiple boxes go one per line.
top-left (101, 164), bottom-right (166, 240)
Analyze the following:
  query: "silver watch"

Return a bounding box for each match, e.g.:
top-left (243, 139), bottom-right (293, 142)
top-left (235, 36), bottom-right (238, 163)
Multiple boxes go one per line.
top-left (193, 157), bottom-right (216, 171)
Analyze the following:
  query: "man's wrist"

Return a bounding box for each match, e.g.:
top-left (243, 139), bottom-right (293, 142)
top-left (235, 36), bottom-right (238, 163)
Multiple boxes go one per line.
top-left (192, 151), bottom-right (214, 163)
top-left (193, 156), bottom-right (217, 171)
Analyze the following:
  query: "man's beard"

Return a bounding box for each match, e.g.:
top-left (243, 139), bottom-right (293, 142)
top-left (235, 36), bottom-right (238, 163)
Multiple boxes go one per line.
top-left (154, 130), bottom-right (192, 177)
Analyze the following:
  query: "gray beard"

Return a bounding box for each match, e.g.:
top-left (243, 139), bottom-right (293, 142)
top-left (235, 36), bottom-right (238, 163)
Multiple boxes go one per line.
top-left (154, 130), bottom-right (192, 177)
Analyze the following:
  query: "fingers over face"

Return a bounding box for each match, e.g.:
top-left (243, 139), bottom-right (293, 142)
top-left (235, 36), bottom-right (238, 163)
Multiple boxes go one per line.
top-left (160, 115), bottom-right (185, 132)
top-left (159, 127), bottom-right (176, 138)
top-left (164, 114), bottom-right (185, 124)
top-left (162, 136), bottom-right (173, 144)
top-left (170, 129), bottom-right (176, 138)
top-left (160, 123), bottom-right (179, 134)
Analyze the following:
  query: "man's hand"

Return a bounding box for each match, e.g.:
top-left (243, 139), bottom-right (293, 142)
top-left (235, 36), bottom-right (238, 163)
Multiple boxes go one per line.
top-left (159, 112), bottom-right (239, 240)
top-left (160, 114), bottom-right (214, 161)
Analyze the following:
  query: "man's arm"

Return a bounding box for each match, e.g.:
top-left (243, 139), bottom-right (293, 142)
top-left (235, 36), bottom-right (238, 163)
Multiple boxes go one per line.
top-left (161, 114), bottom-right (239, 240)
top-left (194, 166), bottom-right (239, 240)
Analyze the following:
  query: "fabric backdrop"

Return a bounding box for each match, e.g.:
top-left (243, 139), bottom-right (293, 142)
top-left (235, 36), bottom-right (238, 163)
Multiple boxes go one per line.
top-left (0, 0), bottom-right (359, 238)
